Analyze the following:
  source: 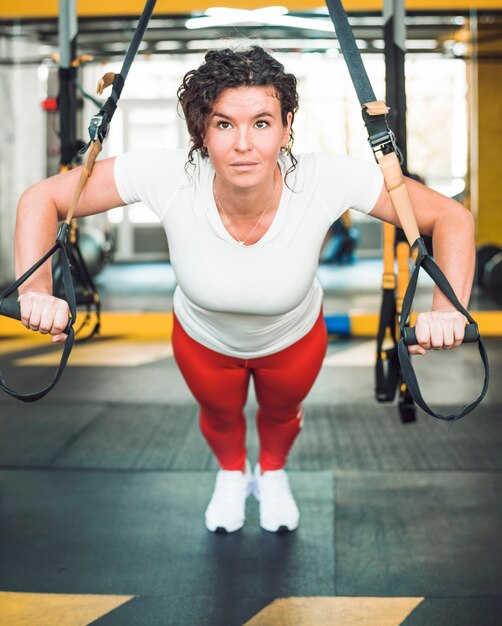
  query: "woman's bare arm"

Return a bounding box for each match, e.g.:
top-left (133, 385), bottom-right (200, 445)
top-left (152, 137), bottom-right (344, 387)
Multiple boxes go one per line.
top-left (369, 176), bottom-right (475, 354)
top-left (15, 156), bottom-right (123, 294)
top-left (14, 156), bottom-right (124, 340)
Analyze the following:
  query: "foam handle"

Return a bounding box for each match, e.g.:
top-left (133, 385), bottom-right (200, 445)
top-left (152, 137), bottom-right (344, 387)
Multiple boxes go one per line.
top-left (0, 298), bottom-right (21, 322)
top-left (403, 323), bottom-right (479, 346)
top-left (0, 298), bottom-right (72, 335)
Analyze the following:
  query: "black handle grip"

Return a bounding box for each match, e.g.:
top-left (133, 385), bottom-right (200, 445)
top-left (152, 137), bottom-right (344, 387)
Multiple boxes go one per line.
top-left (0, 298), bottom-right (72, 335)
top-left (0, 298), bottom-right (21, 322)
top-left (403, 323), bottom-right (479, 346)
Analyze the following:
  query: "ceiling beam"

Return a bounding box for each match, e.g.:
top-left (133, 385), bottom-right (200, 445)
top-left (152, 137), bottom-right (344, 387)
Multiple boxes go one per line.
top-left (2, 1), bottom-right (502, 20)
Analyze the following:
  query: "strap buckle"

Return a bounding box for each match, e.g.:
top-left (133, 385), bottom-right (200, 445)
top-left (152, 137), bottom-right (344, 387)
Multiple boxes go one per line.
top-left (88, 113), bottom-right (108, 143)
top-left (56, 222), bottom-right (70, 243)
top-left (382, 272), bottom-right (396, 290)
top-left (411, 237), bottom-right (429, 264)
top-left (368, 128), bottom-right (401, 162)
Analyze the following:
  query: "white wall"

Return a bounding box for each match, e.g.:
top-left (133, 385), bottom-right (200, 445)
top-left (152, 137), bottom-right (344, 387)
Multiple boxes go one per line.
top-left (0, 37), bottom-right (45, 286)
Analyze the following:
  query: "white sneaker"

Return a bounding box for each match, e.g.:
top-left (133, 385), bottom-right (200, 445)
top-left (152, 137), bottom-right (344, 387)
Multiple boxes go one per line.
top-left (253, 464), bottom-right (300, 532)
top-left (205, 460), bottom-right (254, 533)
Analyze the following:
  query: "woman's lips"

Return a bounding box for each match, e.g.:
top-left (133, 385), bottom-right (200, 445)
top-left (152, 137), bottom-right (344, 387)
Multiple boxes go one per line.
top-left (231, 162), bottom-right (257, 171)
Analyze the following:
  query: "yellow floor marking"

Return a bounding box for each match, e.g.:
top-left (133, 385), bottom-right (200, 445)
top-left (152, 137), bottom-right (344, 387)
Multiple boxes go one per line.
top-left (15, 340), bottom-right (173, 367)
top-left (0, 337), bottom-right (53, 356)
top-left (324, 340), bottom-right (376, 367)
top-left (244, 596), bottom-right (424, 626)
top-left (0, 591), bottom-right (133, 626)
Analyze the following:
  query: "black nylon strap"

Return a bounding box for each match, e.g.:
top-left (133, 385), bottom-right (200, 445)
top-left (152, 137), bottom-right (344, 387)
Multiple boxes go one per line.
top-left (0, 230), bottom-right (76, 402)
top-left (1, 0), bottom-right (158, 402)
top-left (324, 0), bottom-right (489, 420)
top-left (398, 241), bottom-right (489, 421)
top-left (325, 0), bottom-right (375, 104)
top-left (87, 0), bottom-right (157, 145)
top-left (325, 0), bottom-right (394, 158)
top-left (375, 288), bottom-right (399, 402)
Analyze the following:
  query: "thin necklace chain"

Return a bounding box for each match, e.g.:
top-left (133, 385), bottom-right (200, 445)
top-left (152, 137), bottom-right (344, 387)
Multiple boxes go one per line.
top-left (214, 179), bottom-right (278, 246)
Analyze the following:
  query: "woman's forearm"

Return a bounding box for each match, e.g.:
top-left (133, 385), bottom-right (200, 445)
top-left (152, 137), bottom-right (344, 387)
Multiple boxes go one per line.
top-left (14, 185), bottom-right (60, 295)
top-left (431, 207), bottom-right (475, 311)
top-left (14, 158), bottom-right (121, 298)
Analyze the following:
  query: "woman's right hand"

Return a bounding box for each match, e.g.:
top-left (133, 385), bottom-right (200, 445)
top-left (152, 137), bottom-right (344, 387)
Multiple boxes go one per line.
top-left (18, 291), bottom-right (70, 343)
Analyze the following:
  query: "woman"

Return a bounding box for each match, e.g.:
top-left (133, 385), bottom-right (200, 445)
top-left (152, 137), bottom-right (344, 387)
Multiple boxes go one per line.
top-left (14, 46), bottom-right (474, 533)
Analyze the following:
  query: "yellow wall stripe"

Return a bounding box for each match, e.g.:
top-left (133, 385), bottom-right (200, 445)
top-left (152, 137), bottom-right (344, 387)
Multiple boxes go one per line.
top-left (1, 310), bottom-right (500, 343)
top-left (2, 1), bottom-right (502, 19)
top-left (351, 311), bottom-right (502, 337)
top-left (0, 312), bottom-right (173, 340)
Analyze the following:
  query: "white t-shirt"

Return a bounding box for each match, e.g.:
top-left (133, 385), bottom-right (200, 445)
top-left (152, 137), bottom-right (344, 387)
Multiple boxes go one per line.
top-left (114, 149), bottom-right (383, 358)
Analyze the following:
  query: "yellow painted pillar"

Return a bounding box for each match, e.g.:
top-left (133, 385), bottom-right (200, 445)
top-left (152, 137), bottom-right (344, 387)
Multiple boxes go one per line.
top-left (470, 13), bottom-right (502, 246)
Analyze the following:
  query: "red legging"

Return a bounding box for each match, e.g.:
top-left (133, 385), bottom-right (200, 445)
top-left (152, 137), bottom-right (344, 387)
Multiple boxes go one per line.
top-left (172, 310), bottom-right (328, 471)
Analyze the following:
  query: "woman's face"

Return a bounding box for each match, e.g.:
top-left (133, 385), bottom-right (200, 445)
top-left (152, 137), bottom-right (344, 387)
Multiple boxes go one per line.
top-left (203, 86), bottom-right (292, 192)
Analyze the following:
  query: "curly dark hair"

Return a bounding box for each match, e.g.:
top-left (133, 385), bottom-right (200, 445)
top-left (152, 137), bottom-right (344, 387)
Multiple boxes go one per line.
top-left (177, 46), bottom-right (299, 174)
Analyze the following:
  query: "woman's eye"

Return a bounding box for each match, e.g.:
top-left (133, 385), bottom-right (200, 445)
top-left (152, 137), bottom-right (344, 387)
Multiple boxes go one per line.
top-left (217, 121), bottom-right (231, 129)
top-left (255, 120), bottom-right (269, 129)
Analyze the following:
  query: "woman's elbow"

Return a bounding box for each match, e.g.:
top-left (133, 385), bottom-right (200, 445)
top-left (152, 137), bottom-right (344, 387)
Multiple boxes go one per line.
top-left (440, 200), bottom-right (475, 236)
top-left (457, 203), bottom-right (475, 235)
top-left (17, 181), bottom-right (61, 221)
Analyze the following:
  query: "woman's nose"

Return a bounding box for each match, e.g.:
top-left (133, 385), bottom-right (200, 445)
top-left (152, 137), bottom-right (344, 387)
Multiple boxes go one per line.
top-left (234, 127), bottom-right (252, 151)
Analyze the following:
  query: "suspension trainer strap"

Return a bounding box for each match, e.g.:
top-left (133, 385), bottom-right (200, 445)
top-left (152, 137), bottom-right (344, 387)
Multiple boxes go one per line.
top-left (375, 221), bottom-right (399, 402)
top-left (85, 0), bottom-right (157, 148)
top-left (324, 0), bottom-right (489, 420)
top-left (398, 243), bottom-right (489, 421)
top-left (0, 0), bottom-right (158, 402)
top-left (0, 225), bottom-right (76, 402)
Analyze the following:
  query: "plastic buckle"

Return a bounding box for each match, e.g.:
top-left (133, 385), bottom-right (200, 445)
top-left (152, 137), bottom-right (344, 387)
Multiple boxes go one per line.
top-left (382, 272), bottom-right (396, 290)
top-left (368, 128), bottom-right (399, 162)
top-left (56, 222), bottom-right (69, 243)
top-left (88, 113), bottom-right (108, 143)
top-left (398, 385), bottom-right (416, 423)
top-left (411, 238), bottom-right (429, 264)
top-left (88, 114), bottom-right (103, 141)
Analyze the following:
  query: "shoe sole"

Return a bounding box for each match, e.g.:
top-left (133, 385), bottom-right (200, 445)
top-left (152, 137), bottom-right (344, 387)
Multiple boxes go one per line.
top-left (206, 520), bottom-right (244, 533)
top-left (260, 522), bottom-right (298, 533)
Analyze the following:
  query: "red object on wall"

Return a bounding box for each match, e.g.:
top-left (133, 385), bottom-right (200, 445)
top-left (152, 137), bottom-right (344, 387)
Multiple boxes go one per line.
top-left (42, 97), bottom-right (58, 112)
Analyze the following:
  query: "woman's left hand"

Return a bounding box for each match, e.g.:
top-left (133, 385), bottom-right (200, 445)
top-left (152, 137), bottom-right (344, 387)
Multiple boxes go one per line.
top-left (408, 310), bottom-right (467, 355)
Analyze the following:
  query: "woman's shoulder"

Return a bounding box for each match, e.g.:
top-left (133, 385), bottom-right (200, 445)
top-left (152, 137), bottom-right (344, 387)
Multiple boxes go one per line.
top-left (114, 147), bottom-right (186, 174)
top-left (114, 148), bottom-right (198, 209)
top-left (116, 147), bottom-right (187, 167)
top-left (115, 147), bottom-right (206, 188)
top-left (295, 152), bottom-right (372, 166)
top-left (283, 152), bottom-right (359, 183)
top-left (296, 152), bottom-right (380, 181)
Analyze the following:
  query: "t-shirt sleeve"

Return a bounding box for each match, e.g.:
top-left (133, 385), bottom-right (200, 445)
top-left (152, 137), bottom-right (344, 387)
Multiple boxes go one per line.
top-left (314, 153), bottom-right (384, 223)
top-left (114, 148), bottom-right (188, 221)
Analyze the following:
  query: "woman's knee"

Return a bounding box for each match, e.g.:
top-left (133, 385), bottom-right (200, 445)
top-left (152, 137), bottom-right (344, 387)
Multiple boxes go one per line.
top-left (256, 404), bottom-right (303, 425)
top-left (200, 407), bottom-right (246, 433)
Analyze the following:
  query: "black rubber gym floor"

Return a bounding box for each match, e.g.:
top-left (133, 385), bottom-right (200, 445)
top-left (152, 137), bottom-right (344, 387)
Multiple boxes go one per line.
top-left (1, 402), bottom-right (501, 472)
top-left (0, 334), bottom-right (501, 624)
